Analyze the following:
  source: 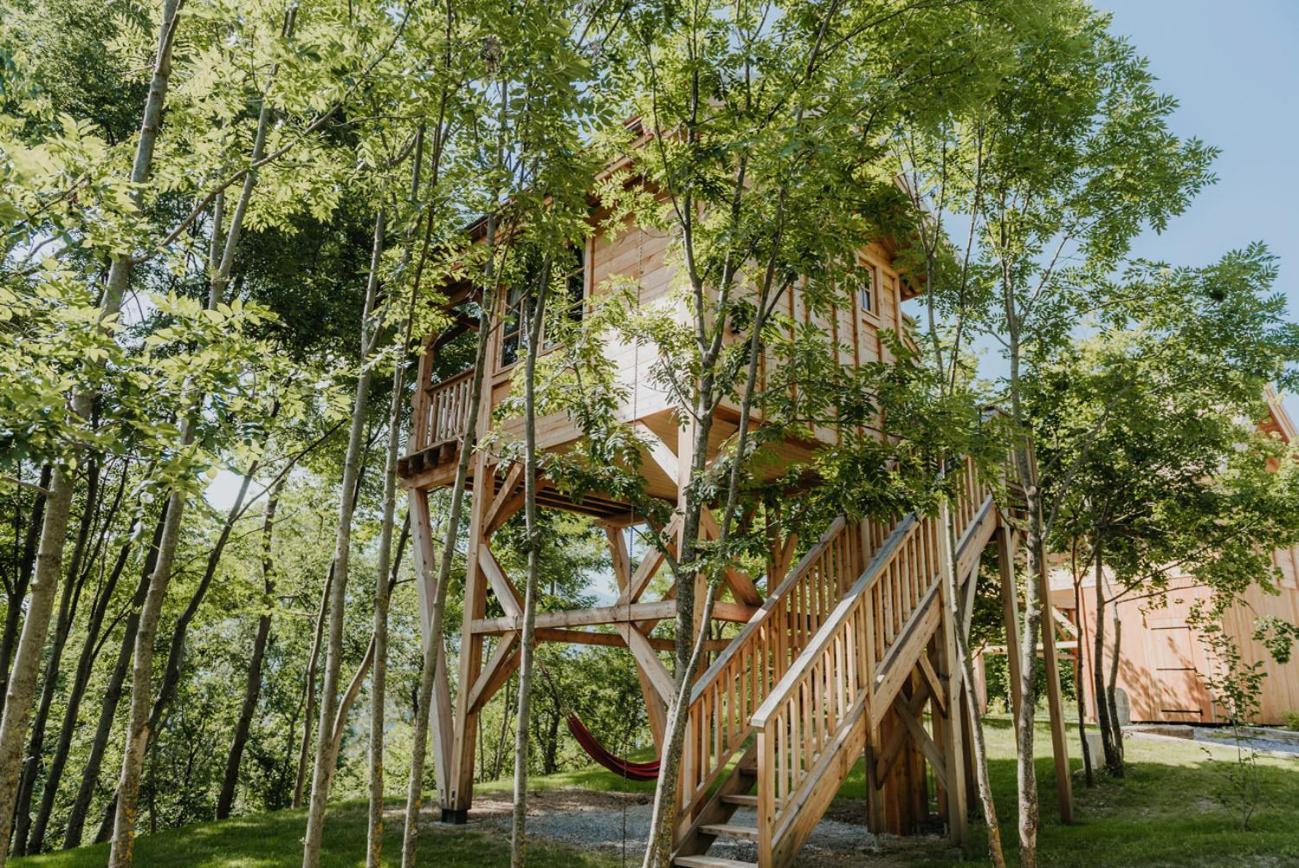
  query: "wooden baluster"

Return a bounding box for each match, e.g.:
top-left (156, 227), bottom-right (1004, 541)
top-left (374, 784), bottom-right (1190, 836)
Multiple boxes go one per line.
top-left (758, 727), bottom-right (775, 868)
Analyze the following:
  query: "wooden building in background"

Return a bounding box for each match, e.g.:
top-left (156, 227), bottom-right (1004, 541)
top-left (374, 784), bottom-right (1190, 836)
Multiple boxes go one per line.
top-left (1054, 393), bottom-right (1299, 726)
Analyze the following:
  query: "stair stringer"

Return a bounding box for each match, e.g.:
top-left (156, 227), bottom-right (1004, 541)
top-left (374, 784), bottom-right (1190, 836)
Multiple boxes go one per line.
top-left (674, 744), bottom-right (759, 859)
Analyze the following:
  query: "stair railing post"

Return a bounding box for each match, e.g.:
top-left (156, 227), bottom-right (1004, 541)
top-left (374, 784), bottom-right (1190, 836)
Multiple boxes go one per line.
top-left (756, 724), bottom-right (775, 868)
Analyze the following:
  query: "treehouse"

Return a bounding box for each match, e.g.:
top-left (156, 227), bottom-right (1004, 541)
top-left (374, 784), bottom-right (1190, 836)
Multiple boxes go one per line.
top-left (396, 164), bottom-right (1073, 867)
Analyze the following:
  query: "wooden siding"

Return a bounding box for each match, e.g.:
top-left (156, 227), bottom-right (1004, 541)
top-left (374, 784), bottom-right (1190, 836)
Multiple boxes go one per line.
top-left (1071, 544), bottom-right (1299, 725)
top-left (431, 221), bottom-right (911, 467)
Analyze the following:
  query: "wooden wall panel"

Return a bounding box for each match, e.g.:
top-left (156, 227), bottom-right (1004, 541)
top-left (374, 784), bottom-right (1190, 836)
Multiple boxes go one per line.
top-left (1075, 567), bottom-right (1299, 726)
top-left (458, 222), bottom-right (913, 465)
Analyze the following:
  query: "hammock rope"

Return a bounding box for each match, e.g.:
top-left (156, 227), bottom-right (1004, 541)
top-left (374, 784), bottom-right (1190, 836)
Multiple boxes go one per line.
top-left (538, 659), bottom-right (660, 781)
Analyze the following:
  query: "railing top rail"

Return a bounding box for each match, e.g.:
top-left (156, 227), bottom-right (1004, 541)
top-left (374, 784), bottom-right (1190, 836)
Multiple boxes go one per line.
top-left (749, 481), bottom-right (996, 729)
top-left (427, 366), bottom-right (475, 391)
top-left (750, 511), bottom-right (916, 727)
top-left (688, 515), bottom-right (847, 705)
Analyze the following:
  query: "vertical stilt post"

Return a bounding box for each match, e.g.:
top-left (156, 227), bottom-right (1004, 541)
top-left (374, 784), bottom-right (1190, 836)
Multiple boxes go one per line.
top-left (936, 503), bottom-right (969, 847)
top-left (410, 488), bottom-right (454, 809)
top-left (1037, 556), bottom-right (1074, 824)
top-left (996, 525), bottom-right (1023, 729)
top-left (603, 524), bottom-right (668, 750)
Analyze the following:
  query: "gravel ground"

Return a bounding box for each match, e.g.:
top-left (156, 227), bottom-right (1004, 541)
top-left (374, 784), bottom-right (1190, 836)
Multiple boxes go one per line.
top-left (1127, 724), bottom-right (1299, 758)
top-left (458, 789), bottom-right (956, 866)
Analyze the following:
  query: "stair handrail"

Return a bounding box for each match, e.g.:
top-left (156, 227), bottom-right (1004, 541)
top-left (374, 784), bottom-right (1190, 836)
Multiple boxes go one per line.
top-left (748, 457), bottom-right (990, 861)
top-left (689, 515), bottom-right (846, 703)
top-left (679, 513), bottom-right (874, 813)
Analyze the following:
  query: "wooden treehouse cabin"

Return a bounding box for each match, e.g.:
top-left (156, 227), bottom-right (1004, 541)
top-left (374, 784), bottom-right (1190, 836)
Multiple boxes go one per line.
top-left (397, 188), bottom-right (1073, 867)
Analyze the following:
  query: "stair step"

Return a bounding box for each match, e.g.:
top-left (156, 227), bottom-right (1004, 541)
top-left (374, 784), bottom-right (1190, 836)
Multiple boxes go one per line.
top-left (719, 793), bottom-right (759, 807)
top-left (700, 822), bottom-right (760, 842)
top-left (674, 857), bottom-right (758, 868)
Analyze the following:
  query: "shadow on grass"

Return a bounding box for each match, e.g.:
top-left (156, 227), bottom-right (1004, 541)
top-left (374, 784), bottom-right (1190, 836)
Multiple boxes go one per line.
top-left (909, 719), bottom-right (1299, 867)
top-left (13, 800), bottom-right (621, 868)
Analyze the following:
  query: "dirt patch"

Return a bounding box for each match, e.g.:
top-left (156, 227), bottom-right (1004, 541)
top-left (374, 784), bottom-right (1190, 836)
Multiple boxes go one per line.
top-left (410, 788), bottom-right (953, 867)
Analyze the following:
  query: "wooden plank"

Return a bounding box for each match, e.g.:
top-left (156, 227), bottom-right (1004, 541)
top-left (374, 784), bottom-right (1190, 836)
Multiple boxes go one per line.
top-left (467, 632), bottom-right (520, 714)
top-left (916, 651), bottom-right (946, 717)
top-left (620, 622), bottom-right (676, 703)
top-left (473, 597), bottom-right (756, 635)
top-left (478, 544), bottom-right (523, 618)
top-left (894, 697), bottom-right (947, 791)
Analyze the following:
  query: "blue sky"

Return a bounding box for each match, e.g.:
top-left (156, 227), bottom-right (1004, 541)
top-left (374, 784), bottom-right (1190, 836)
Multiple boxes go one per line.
top-left (1095, 0), bottom-right (1299, 422)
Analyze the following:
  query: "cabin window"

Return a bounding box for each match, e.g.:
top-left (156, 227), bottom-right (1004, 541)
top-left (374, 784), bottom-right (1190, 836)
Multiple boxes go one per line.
top-left (499, 282), bottom-right (525, 368)
top-left (499, 244), bottom-right (586, 366)
top-left (858, 267), bottom-right (875, 315)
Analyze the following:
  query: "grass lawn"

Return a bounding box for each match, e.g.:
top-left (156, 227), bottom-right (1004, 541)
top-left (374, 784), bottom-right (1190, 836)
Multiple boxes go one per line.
top-left (8, 800), bottom-right (614, 868)
top-left (16, 716), bottom-right (1299, 867)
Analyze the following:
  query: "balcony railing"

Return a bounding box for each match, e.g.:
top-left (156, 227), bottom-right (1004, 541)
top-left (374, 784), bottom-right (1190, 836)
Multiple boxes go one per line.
top-left (414, 368), bottom-right (475, 454)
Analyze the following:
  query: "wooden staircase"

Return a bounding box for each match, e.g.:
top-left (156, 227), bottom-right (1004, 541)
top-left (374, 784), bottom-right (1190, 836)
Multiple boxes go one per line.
top-left (674, 458), bottom-right (998, 867)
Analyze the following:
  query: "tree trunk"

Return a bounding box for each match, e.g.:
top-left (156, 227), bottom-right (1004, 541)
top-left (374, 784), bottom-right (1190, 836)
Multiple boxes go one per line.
top-left (1106, 610), bottom-right (1123, 768)
top-left (110, 16), bottom-right (287, 856)
top-left (12, 460), bottom-right (100, 856)
top-left (62, 504), bottom-right (166, 851)
top-left (367, 116), bottom-right (426, 866)
top-left (30, 487), bottom-right (138, 853)
top-left (1091, 543), bottom-right (1121, 776)
top-left (140, 418), bottom-right (280, 761)
top-left (293, 563), bottom-right (332, 810)
top-left (301, 208), bottom-right (386, 868)
top-left (1013, 450), bottom-right (1045, 868)
top-left (401, 233), bottom-right (495, 868)
top-left (0, 466), bottom-right (50, 723)
top-left (1072, 566), bottom-right (1094, 788)
top-left (943, 500), bottom-right (1005, 868)
top-left (216, 481), bottom-right (282, 819)
top-left (510, 269), bottom-right (551, 868)
top-left (0, 2), bottom-right (182, 854)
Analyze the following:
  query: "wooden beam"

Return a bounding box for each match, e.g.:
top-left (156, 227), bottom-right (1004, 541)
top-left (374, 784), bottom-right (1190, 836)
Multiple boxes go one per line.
top-left (530, 627), bottom-right (725, 654)
top-left (635, 421), bottom-right (679, 487)
top-left (700, 509), bottom-right (763, 606)
top-left (619, 515), bottom-right (680, 605)
top-left (895, 696), bottom-right (947, 791)
top-left (875, 680), bottom-right (933, 783)
top-left (620, 623), bottom-right (676, 704)
top-left (467, 632), bottom-right (520, 714)
top-left (917, 651), bottom-right (947, 717)
top-left (409, 488), bottom-right (453, 807)
top-left (604, 525), bottom-right (668, 749)
top-left (471, 599), bottom-right (757, 634)
top-left (478, 544), bottom-right (523, 618)
top-left (482, 461), bottom-right (524, 530)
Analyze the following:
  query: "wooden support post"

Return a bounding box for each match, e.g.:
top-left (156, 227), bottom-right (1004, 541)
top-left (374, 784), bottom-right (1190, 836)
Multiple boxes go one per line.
top-left (410, 487), bottom-right (453, 808)
top-left (996, 524), bottom-right (1023, 728)
top-left (447, 449), bottom-right (493, 821)
top-left (1037, 556), bottom-right (1074, 824)
top-left (604, 525), bottom-right (668, 750)
top-left (935, 502), bottom-right (969, 847)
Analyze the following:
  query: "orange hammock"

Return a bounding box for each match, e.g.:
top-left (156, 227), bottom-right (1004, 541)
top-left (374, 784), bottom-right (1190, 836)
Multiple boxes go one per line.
top-left (565, 713), bottom-right (660, 781)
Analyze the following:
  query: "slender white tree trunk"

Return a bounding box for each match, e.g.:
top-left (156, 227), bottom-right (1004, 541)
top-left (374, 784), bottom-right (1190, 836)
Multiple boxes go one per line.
top-left (302, 209), bottom-right (386, 868)
top-left (510, 266), bottom-right (551, 867)
top-left (0, 4), bottom-right (183, 864)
